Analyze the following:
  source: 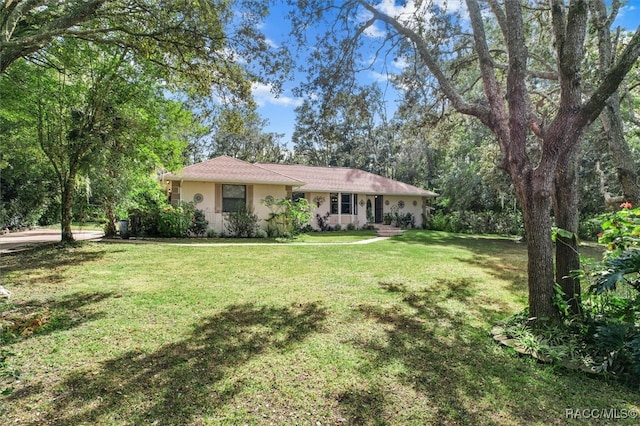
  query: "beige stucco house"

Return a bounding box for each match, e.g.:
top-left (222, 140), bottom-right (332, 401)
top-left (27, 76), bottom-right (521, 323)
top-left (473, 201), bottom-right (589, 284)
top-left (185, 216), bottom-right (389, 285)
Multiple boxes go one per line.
top-left (164, 156), bottom-right (437, 233)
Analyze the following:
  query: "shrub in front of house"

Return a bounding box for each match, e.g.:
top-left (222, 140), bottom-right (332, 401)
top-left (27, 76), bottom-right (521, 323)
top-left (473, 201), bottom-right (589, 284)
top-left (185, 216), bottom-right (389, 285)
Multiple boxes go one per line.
top-left (127, 195), bottom-right (207, 238)
top-left (157, 204), bottom-right (189, 237)
top-left (189, 207), bottom-right (209, 237)
top-left (225, 204), bottom-right (259, 238)
top-left (262, 197), bottom-right (313, 238)
top-left (316, 212), bottom-right (331, 231)
top-left (425, 210), bottom-right (524, 236)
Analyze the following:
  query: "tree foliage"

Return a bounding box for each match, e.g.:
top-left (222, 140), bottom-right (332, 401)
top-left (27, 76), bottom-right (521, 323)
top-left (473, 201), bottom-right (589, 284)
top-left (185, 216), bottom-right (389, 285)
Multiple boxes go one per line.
top-left (1, 0), bottom-right (289, 101)
top-left (1, 0), bottom-right (289, 238)
top-left (0, 40), bottom-right (198, 238)
top-left (200, 104), bottom-right (285, 164)
top-left (292, 84), bottom-right (391, 170)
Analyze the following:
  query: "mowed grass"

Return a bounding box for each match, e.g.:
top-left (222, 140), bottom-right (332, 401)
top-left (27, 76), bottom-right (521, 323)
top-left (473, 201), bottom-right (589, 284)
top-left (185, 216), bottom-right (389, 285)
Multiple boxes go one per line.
top-left (0, 230), bottom-right (637, 425)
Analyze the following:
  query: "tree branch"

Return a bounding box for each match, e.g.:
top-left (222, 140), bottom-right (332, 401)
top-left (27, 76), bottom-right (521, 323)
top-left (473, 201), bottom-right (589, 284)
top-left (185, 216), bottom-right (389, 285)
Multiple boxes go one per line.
top-left (356, 0), bottom-right (488, 122)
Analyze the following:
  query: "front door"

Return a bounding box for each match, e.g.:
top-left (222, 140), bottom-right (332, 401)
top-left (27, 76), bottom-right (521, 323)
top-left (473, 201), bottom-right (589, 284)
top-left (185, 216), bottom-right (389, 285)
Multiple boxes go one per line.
top-left (374, 195), bottom-right (383, 223)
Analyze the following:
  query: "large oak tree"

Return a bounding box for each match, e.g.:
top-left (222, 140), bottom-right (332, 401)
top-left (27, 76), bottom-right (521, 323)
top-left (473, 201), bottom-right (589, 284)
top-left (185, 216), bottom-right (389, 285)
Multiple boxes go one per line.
top-left (290, 0), bottom-right (640, 319)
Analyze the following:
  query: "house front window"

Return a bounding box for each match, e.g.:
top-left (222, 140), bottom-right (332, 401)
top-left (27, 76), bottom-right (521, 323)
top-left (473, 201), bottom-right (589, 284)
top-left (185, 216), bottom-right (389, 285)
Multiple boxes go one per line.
top-left (222, 184), bottom-right (246, 212)
top-left (330, 193), bottom-right (339, 214)
top-left (341, 193), bottom-right (357, 214)
top-left (329, 193), bottom-right (358, 215)
top-left (340, 194), bottom-right (353, 214)
top-left (292, 192), bottom-right (306, 202)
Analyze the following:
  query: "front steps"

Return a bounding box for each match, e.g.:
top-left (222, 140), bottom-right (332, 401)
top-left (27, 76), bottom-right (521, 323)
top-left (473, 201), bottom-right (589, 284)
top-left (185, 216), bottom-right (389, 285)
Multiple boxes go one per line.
top-left (373, 224), bottom-right (404, 237)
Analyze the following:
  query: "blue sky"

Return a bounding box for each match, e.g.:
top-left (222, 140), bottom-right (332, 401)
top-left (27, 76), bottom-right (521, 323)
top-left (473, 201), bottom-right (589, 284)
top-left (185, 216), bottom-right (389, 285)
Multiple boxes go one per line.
top-left (253, 1), bottom-right (640, 147)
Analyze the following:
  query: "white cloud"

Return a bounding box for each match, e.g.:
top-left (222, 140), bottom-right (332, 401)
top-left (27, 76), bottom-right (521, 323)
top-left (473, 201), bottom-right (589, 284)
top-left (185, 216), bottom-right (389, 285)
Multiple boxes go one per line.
top-left (251, 82), bottom-right (303, 107)
top-left (265, 37), bottom-right (279, 49)
top-left (360, 0), bottom-right (467, 38)
top-left (369, 70), bottom-right (390, 83)
top-left (392, 56), bottom-right (409, 71)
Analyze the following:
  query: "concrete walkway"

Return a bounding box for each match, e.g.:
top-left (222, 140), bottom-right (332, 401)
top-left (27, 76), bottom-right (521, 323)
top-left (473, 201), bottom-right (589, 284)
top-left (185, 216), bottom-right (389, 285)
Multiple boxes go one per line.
top-left (0, 229), bottom-right (388, 253)
top-left (101, 236), bottom-right (390, 247)
top-left (0, 228), bottom-right (104, 254)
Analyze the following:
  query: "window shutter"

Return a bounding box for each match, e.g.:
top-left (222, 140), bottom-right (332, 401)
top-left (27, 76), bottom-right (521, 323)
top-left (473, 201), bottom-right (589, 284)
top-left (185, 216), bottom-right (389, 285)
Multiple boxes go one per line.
top-left (246, 185), bottom-right (253, 208)
top-left (170, 182), bottom-right (181, 205)
top-left (215, 184), bottom-right (222, 213)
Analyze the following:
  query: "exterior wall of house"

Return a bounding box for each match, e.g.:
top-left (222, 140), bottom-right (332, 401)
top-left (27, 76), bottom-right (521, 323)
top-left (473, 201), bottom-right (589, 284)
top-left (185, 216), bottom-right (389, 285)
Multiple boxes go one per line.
top-left (305, 192), bottom-right (366, 229)
top-left (382, 195), bottom-right (427, 227)
top-left (175, 182), bottom-right (432, 232)
top-left (177, 181), bottom-right (289, 233)
top-left (251, 184), bottom-right (290, 229)
top-left (304, 192), bottom-right (430, 230)
top-left (179, 181), bottom-right (217, 228)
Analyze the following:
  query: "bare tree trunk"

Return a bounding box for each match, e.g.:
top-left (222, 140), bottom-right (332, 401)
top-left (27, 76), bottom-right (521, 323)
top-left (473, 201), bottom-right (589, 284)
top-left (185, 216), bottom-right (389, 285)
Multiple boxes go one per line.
top-left (60, 177), bottom-right (75, 242)
top-left (601, 93), bottom-right (640, 204)
top-left (553, 147), bottom-right (581, 316)
top-left (512, 168), bottom-right (559, 321)
top-left (103, 195), bottom-right (117, 237)
top-left (590, 0), bottom-right (640, 205)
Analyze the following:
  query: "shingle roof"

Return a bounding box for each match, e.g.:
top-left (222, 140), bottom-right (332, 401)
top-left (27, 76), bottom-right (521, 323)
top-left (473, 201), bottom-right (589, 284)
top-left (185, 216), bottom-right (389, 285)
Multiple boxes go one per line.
top-left (258, 163), bottom-right (437, 197)
top-left (166, 156), bottom-right (437, 197)
top-left (165, 156), bottom-right (304, 185)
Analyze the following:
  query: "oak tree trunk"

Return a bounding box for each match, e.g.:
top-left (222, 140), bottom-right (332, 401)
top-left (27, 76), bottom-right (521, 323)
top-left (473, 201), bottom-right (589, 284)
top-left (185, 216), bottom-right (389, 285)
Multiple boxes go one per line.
top-left (553, 148), bottom-right (581, 316)
top-left (590, 0), bottom-right (640, 205)
top-left (512, 169), bottom-right (559, 321)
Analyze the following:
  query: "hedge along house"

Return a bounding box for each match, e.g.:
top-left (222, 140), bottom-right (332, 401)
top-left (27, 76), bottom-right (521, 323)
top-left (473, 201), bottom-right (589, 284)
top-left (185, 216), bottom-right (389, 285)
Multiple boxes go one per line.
top-left (164, 156), bottom-right (437, 233)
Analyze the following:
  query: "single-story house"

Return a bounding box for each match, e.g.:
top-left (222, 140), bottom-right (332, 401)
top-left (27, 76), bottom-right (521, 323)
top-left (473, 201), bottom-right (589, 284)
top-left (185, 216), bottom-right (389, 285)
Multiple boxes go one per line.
top-left (163, 156), bottom-right (437, 232)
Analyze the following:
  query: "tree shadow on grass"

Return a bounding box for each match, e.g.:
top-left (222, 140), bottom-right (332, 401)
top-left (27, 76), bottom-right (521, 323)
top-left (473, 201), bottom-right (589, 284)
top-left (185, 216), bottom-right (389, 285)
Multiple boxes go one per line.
top-left (336, 386), bottom-right (386, 426)
top-left (339, 280), bottom-right (633, 425)
top-left (1, 292), bottom-right (115, 342)
top-left (0, 243), bottom-right (110, 287)
top-left (390, 231), bottom-right (530, 299)
top-left (8, 302), bottom-right (327, 425)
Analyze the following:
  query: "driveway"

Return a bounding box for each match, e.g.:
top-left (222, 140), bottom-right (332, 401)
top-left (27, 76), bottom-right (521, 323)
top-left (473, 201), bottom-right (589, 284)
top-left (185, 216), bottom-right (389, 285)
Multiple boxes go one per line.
top-left (0, 228), bottom-right (104, 254)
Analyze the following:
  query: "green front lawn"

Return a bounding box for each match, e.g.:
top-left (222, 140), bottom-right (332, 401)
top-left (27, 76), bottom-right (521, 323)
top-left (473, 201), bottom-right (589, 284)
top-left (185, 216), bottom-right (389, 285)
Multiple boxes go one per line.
top-left (1, 231), bottom-right (636, 425)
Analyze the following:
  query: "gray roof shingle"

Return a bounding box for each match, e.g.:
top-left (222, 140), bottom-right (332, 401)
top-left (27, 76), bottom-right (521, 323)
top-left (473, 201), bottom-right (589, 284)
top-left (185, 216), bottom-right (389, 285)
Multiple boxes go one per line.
top-left (165, 156), bottom-right (303, 185)
top-left (258, 163), bottom-right (436, 196)
top-left (166, 156), bottom-right (436, 197)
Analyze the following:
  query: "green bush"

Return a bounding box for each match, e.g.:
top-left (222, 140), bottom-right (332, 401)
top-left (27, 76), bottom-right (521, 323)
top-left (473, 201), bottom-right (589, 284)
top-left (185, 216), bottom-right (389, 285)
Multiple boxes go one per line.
top-left (578, 216), bottom-right (602, 241)
top-left (225, 204), bottom-right (259, 238)
top-left (157, 204), bottom-right (191, 237)
top-left (428, 211), bottom-right (448, 231)
top-left (426, 210), bottom-right (523, 236)
top-left (316, 212), bottom-right (331, 231)
top-left (501, 204), bottom-right (640, 386)
top-left (189, 207), bottom-right (209, 237)
top-left (127, 192), bottom-right (207, 238)
top-left (262, 197), bottom-right (313, 238)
